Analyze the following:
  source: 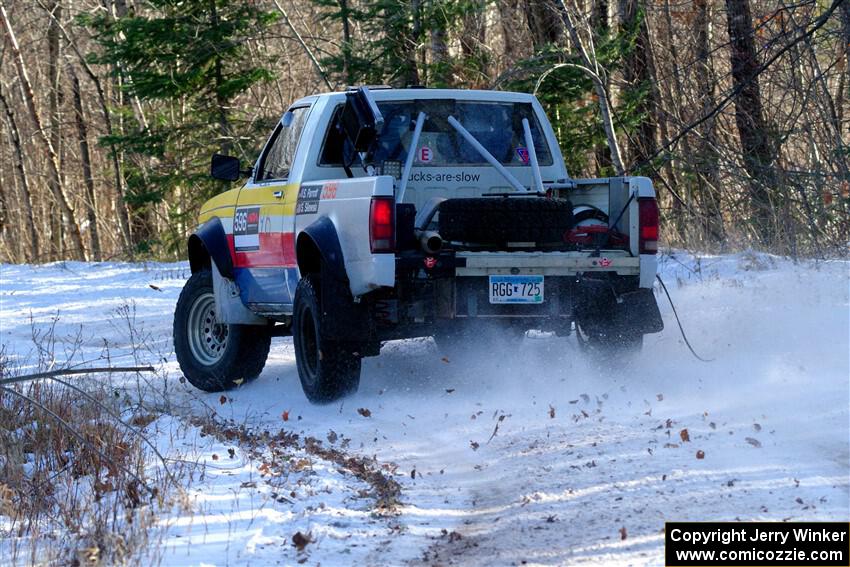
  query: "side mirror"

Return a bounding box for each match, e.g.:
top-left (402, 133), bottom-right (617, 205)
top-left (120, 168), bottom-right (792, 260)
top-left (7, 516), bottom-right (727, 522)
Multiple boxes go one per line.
top-left (340, 86), bottom-right (385, 153)
top-left (210, 154), bottom-right (241, 182)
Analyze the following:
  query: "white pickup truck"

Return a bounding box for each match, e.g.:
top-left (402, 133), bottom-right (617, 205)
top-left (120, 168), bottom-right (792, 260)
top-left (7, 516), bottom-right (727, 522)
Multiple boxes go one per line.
top-left (173, 87), bottom-right (663, 403)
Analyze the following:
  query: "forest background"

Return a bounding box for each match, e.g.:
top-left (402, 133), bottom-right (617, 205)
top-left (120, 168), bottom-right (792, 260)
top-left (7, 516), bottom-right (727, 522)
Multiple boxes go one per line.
top-left (0, 0), bottom-right (847, 262)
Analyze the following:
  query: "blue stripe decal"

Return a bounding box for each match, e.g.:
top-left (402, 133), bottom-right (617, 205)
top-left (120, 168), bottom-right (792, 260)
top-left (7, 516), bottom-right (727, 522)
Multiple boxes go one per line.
top-left (234, 267), bottom-right (299, 305)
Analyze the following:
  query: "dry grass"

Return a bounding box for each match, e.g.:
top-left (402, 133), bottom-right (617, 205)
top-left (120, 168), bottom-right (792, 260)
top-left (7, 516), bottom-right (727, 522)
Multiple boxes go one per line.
top-left (0, 332), bottom-right (181, 566)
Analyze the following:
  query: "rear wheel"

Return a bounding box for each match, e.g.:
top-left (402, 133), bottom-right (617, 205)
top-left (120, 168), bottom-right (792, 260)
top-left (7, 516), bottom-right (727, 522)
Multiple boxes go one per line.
top-left (174, 270), bottom-right (272, 392)
top-left (293, 275), bottom-right (361, 403)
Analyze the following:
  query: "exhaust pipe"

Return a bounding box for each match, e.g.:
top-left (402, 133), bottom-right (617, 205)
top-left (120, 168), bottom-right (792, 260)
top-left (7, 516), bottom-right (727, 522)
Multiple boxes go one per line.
top-left (417, 230), bottom-right (443, 254)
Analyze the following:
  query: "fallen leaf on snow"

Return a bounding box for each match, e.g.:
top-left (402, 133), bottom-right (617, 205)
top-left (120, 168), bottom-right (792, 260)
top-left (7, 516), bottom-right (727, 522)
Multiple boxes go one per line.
top-left (696, 450), bottom-right (705, 459)
top-left (441, 356), bottom-right (450, 363)
top-left (282, 410), bottom-right (290, 422)
top-left (445, 388), bottom-right (455, 394)
top-left (211, 454), bottom-right (219, 461)
top-left (549, 405), bottom-right (556, 419)
top-left (619, 526), bottom-right (628, 540)
top-left (292, 531), bottom-right (312, 551)
top-left (357, 408), bottom-right (372, 418)
top-left (470, 441), bottom-right (480, 451)
top-left (679, 429), bottom-right (690, 442)
top-left (148, 284), bottom-right (163, 292)
top-left (327, 430), bottom-right (338, 444)
top-left (219, 395), bottom-right (227, 405)
top-left (745, 437), bottom-right (762, 448)
top-left (753, 423), bottom-right (762, 431)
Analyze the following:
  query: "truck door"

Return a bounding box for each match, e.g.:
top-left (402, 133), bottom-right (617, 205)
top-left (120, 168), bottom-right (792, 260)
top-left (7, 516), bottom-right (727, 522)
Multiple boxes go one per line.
top-left (232, 105), bottom-right (311, 310)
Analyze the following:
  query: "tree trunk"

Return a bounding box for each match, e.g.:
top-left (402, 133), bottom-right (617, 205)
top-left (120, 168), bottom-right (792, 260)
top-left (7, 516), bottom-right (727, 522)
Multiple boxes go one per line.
top-left (429, 0), bottom-right (450, 86)
top-left (461, 0), bottom-right (487, 85)
top-left (837, 0), bottom-right (850, 127)
top-left (209, 0), bottom-right (231, 156)
top-left (724, 0), bottom-right (776, 246)
top-left (497, 0), bottom-right (524, 65)
top-left (41, 0), bottom-right (134, 251)
top-left (1, 0), bottom-right (86, 260)
top-left (0, 85), bottom-right (39, 262)
top-left (591, 0), bottom-right (612, 175)
top-left (47, 0), bottom-right (66, 259)
top-left (339, 0), bottom-right (354, 85)
top-left (619, 0), bottom-right (657, 171)
top-left (693, 0), bottom-right (724, 244)
top-left (525, 0), bottom-right (563, 50)
top-left (70, 66), bottom-right (102, 261)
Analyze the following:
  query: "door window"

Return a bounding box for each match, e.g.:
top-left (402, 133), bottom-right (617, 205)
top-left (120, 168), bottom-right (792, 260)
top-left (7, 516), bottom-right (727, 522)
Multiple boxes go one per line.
top-left (256, 106), bottom-right (310, 182)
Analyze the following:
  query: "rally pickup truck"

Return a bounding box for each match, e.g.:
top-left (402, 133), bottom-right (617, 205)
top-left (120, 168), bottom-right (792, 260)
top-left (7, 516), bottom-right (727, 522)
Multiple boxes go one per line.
top-left (173, 87), bottom-right (663, 403)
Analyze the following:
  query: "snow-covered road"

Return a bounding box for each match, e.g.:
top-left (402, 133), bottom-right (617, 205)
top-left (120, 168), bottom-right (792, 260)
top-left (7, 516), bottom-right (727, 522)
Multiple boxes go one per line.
top-left (1, 252), bottom-right (848, 566)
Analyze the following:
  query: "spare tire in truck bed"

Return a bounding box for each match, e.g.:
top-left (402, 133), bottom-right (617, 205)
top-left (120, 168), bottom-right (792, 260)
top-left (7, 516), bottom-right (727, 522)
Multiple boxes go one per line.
top-left (438, 197), bottom-right (574, 245)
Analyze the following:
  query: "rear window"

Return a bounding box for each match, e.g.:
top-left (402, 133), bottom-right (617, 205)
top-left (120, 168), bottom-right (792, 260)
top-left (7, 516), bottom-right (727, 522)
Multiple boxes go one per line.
top-left (319, 99), bottom-right (553, 168)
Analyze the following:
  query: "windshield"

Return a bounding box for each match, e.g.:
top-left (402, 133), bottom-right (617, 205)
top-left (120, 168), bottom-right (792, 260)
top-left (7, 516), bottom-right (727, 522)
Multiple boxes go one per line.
top-left (319, 99), bottom-right (553, 168)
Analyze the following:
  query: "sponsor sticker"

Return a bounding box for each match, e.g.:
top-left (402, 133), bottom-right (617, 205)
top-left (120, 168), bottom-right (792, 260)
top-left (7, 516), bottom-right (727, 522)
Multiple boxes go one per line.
top-left (233, 207), bottom-right (260, 251)
top-left (599, 257), bottom-right (612, 268)
top-left (321, 182), bottom-right (338, 200)
top-left (418, 146), bottom-right (433, 163)
top-left (516, 147), bottom-right (530, 164)
top-left (295, 184), bottom-right (322, 215)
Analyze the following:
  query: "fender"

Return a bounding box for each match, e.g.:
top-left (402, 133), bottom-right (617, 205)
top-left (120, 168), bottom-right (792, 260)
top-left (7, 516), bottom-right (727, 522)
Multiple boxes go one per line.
top-left (296, 217), bottom-right (371, 341)
top-left (296, 216), bottom-right (346, 282)
top-left (189, 217), bottom-right (234, 278)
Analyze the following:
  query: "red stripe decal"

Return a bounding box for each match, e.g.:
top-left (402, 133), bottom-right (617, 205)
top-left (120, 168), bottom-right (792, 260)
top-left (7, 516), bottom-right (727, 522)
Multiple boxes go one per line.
top-left (227, 233), bottom-right (297, 268)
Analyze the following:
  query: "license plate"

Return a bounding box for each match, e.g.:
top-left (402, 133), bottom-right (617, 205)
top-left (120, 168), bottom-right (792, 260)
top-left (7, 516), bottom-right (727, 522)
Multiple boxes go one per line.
top-left (488, 275), bottom-right (544, 304)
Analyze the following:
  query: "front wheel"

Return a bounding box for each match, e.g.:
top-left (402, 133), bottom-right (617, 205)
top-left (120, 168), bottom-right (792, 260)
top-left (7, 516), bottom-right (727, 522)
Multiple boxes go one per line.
top-left (173, 270), bottom-right (271, 392)
top-left (293, 275), bottom-right (361, 404)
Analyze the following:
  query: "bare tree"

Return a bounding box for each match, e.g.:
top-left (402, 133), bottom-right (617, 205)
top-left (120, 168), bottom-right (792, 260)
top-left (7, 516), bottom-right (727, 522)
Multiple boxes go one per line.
top-left (69, 65), bottom-right (102, 261)
top-left (0, 84), bottom-right (39, 261)
top-left (619, 0), bottom-right (657, 169)
top-left (693, 0), bottom-right (724, 243)
top-left (725, 0), bottom-right (777, 245)
top-left (555, 0), bottom-right (625, 175)
top-left (1, 0), bottom-right (86, 259)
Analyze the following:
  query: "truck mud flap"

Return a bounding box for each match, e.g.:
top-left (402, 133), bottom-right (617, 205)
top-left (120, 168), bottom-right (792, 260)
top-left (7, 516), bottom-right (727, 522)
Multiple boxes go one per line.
top-left (576, 283), bottom-right (664, 335)
top-left (615, 288), bottom-right (664, 334)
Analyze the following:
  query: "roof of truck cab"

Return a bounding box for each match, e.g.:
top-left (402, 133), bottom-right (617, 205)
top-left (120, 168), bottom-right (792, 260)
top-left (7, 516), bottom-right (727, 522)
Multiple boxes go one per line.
top-left (289, 88), bottom-right (538, 108)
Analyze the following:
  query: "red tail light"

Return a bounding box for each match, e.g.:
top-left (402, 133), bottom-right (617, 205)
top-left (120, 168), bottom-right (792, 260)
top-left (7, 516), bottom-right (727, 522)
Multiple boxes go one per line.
top-left (370, 197), bottom-right (395, 253)
top-left (638, 197), bottom-right (659, 254)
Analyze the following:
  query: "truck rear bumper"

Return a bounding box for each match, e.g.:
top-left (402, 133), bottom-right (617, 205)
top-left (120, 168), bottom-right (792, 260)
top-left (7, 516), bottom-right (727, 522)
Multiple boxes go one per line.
top-left (454, 250), bottom-right (639, 277)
